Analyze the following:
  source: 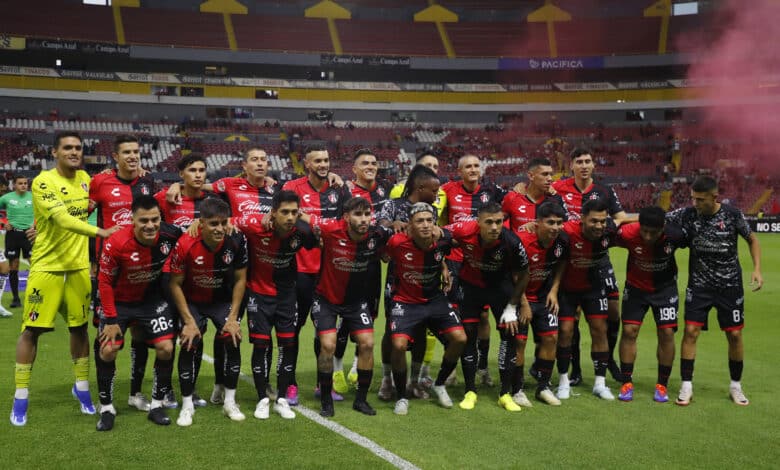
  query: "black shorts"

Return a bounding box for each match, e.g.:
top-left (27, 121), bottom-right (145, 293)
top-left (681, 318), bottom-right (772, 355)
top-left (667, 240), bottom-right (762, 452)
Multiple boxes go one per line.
top-left (5, 229), bottom-right (32, 260)
top-left (599, 263), bottom-right (620, 300)
top-left (559, 289), bottom-right (609, 322)
top-left (684, 286), bottom-right (745, 331)
top-left (311, 294), bottom-right (374, 336)
top-left (247, 288), bottom-right (297, 345)
top-left (445, 259), bottom-right (463, 305)
top-left (99, 299), bottom-right (176, 348)
top-left (388, 296), bottom-right (463, 342)
top-left (460, 280), bottom-right (511, 328)
top-left (621, 283), bottom-right (679, 330)
top-left (181, 302), bottom-right (236, 339)
top-left (518, 302), bottom-right (559, 340)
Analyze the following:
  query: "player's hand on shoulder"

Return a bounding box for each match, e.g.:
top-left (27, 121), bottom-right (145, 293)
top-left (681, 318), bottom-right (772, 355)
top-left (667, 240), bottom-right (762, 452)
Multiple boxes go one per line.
top-left (166, 182), bottom-right (182, 205)
top-left (392, 220), bottom-right (407, 234)
top-left (328, 172), bottom-right (344, 188)
top-left (97, 225), bottom-right (122, 239)
top-left (513, 181), bottom-right (527, 195)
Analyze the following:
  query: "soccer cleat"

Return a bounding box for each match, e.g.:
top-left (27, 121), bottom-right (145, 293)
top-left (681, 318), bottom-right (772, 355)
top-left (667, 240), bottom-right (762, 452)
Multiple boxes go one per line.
top-left (254, 397), bottom-right (270, 420)
top-left (274, 398), bottom-right (296, 419)
top-left (608, 360), bottom-right (623, 382)
top-left (512, 390), bottom-right (533, 408)
top-left (536, 387), bottom-right (562, 406)
top-left (128, 392), bottom-right (151, 411)
top-left (377, 377), bottom-right (394, 401)
top-left (176, 406), bottom-right (195, 427)
top-left (10, 398), bottom-right (28, 426)
top-left (654, 384), bottom-right (669, 403)
top-left (477, 369), bottom-right (495, 387)
top-left (96, 411), bottom-right (115, 431)
top-left (162, 390), bottom-right (178, 409)
top-left (431, 385), bottom-right (453, 409)
top-left (147, 406), bottom-right (171, 425)
top-left (314, 386), bottom-right (345, 402)
top-left (393, 398), bottom-right (409, 416)
top-left (347, 369), bottom-right (358, 387)
top-left (498, 393), bottom-right (523, 412)
top-left (223, 401), bottom-right (246, 421)
top-left (285, 385), bottom-right (299, 406)
top-left (192, 393), bottom-right (208, 408)
top-left (320, 399), bottom-right (335, 418)
top-left (569, 373), bottom-right (583, 387)
top-left (418, 375), bottom-right (434, 390)
top-left (9, 298), bottom-right (21, 308)
top-left (72, 385), bottom-right (96, 415)
top-left (210, 384), bottom-right (225, 405)
top-left (556, 377), bottom-right (571, 400)
top-left (729, 387), bottom-right (750, 406)
top-left (459, 391), bottom-right (478, 410)
top-left (0, 304), bottom-right (12, 317)
top-left (676, 383), bottom-right (693, 406)
top-left (333, 371), bottom-right (349, 395)
top-left (593, 384), bottom-right (616, 400)
top-left (618, 383), bottom-right (634, 402)
top-left (407, 382), bottom-right (430, 400)
top-left (352, 399), bottom-right (377, 416)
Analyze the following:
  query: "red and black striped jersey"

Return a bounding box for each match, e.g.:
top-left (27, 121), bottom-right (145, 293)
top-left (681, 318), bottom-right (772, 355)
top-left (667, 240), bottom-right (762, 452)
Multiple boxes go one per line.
top-left (154, 189), bottom-right (219, 229)
top-left (163, 231), bottom-right (248, 303)
top-left (561, 219), bottom-right (615, 293)
top-left (440, 180), bottom-right (507, 262)
top-left (213, 176), bottom-right (276, 217)
top-left (385, 230), bottom-right (453, 304)
top-left (234, 216), bottom-right (317, 296)
top-left (519, 231), bottom-right (569, 302)
top-left (615, 222), bottom-right (687, 293)
top-left (349, 180), bottom-right (390, 222)
top-left (282, 177), bottom-right (350, 273)
top-left (98, 223), bottom-right (182, 320)
top-left (446, 220), bottom-right (528, 288)
top-left (502, 191), bottom-right (565, 233)
top-left (314, 219), bottom-right (391, 305)
top-left (552, 178), bottom-right (623, 221)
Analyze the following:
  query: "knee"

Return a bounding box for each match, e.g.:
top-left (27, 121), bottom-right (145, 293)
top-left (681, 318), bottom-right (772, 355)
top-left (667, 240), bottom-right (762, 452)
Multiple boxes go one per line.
top-left (450, 329), bottom-right (467, 346)
top-left (683, 325), bottom-right (701, 341)
top-left (725, 330), bottom-right (742, 345)
top-left (155, 341), bottom-right (174, 359)
top-left (357, 337), bottom-right (374, 353)
top-left (622, 326), bottom-right (639, 342)
top-left (319, 338), bottom-right (336, 356)
top-left (391, 338), bottom-right (408, 352)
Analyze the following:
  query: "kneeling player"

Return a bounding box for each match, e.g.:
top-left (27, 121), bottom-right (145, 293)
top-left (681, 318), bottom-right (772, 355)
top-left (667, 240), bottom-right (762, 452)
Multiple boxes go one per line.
top-left (167, 198), bottom-right (248, 425)
top-left (95, 196), bottom-right (182, 430)
top-left (385, 203), bottom-right (466, 415)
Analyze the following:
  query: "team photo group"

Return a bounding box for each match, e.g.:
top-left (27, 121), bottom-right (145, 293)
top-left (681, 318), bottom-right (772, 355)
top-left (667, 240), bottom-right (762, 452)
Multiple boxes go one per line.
top-left (9, 131), bottom-right (762, 429)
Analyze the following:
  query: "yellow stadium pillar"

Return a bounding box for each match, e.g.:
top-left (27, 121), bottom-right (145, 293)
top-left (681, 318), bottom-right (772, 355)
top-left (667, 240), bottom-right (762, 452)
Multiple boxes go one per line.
top-left (305, 1), bottom-right (351, 55)
top-left (748, 189), bottom-right (774, 215)
top-left (644, 0), bottom-right (672, 54)
top-left (414, 3), bottom-right (458, 58)
top-left (201, 0), bottom-right (248, 51)
top-left (527, 1), bottom-right (571, 58)
top-left (112, 0), bottom-right (140, 45)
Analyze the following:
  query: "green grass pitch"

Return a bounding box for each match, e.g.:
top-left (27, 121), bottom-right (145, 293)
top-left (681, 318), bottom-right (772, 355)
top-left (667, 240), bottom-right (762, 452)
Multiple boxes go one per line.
top-left (1, 234), bottom-right (779, 469)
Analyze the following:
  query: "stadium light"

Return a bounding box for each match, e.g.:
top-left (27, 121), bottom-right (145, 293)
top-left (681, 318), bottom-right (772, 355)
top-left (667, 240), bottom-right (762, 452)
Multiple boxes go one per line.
top-left (673, 2), bottom-right (698, 16)
top-left (55, 59), bottom-right (62, 67)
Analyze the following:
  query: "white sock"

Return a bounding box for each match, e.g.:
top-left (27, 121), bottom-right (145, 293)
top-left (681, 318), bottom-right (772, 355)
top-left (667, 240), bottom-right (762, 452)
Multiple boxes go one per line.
top-left (75, 380), bottom-right (89, 392)
top-left (100, 404), bottom-right (117, 415)
top-left (730, 380), bottom-right (741, 390)
top-left (333, 356), bottom-right (344, 372)
top-left (182, 395), bottom-right (194, 409)
top-left (14, 388), bottom-right (28, 400)
top-left (681, 380), bottom-right (692, 390)
top-left (350, 356), bottom-right (359, 372)
top-left (151, 399), bottom-right (163, 409)
top-left (594, 376), bottom-right (606, 388)
top-left (420, 364), bottom-right (430, 379)
top-left (224, 388), bottom-right (236, 404)
top-left (382, 363), bottom-right (392, 378)
top-left (559, 373), bottom-right (569, 385)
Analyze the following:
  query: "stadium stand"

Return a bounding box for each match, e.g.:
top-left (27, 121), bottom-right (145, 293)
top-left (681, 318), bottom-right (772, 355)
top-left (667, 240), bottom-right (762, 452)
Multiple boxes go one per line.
top-left (336, 19), bottom-right (446, 56)
top-left (0, 0), bottom-right (115, 43)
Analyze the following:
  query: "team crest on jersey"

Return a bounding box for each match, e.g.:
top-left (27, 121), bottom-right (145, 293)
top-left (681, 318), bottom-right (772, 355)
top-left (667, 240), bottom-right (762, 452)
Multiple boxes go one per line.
top-left (554, 245), bottom-right (563, 258)
top-left (159, 242), bottom-right (171, 255)
top-left (328, 192), bottom-right (338, 204)
top-left (141, 186), bottom-right (150, 195)
top-left (480, 193), bottom-right (489, 203)
top-left (289, 237), bottom-right (300, 249)
top-left (434, 251), bottom-right (443, 262)
top-left (664, 243), bottom-right (672, 255)
top-left (718, 220), bottom-right (726, 230)
top-left (377, 187), bottom-right (385, 197)
top-left (29, 310), bottom-right (39, 321)
top-left (686, 288), bottom-right (693, 302)
top-left (367, 238), bottom-right (376, 250)
top-left (589, 193), bottom-right (600, 201)
top-left (601, 238), bottom-right (609, 248)
top-left (81, 183), bottom-right (88, 192)
top-left (311, 299), bottom-right (321, 314)
top-left (216, 181), bottom-right (226, 192)
top-left (493, 250), bottom-right (503, 261)
top-left (223, 250), bottom-right (234, 264)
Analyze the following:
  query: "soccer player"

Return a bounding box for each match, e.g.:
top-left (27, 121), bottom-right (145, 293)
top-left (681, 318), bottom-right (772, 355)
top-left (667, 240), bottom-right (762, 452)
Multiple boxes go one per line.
top-left (11, 132), bottom-right (119, 426)
top-left (385, 203), bottom-right (467, 415)
top-left (0, 175), bottom-right (34, 310)
top-left (613, 206), bottom-right (687, 403)
top-left (166, 198), bottom-right (248, 426)
top-left (305, 197), bottom-right (391, 417)
top-left (552, 148), bottom-right (632, 384)
top-left (666, 176), bottom-right (762, 406)
top-left (389, 151), bottom-right (448, 225)
top-left (557, 199), bottom-right (617, 401)
top-left (89, 134), bottom-right (161, 412)
top-left (95, 196), bottom-right (182, 431)
top-left (517, 201), bottom-right (568, 406)
top-left (282, 144), bottom-right (350, 405)
top-left (155, 153), bottom-right (215, 228)
top-left (233, 190), bottom-right (317, 420)
top-left (441, 155), bottom-right (507, 388)
top-left (503, 158), bottom-right (564, 233)
top-left (446, 202), bottom-right (530, 411)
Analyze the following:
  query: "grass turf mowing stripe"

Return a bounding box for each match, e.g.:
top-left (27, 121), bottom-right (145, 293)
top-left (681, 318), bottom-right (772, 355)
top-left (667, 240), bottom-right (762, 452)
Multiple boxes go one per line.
top-left (201, 353), bottom-right (421, 470)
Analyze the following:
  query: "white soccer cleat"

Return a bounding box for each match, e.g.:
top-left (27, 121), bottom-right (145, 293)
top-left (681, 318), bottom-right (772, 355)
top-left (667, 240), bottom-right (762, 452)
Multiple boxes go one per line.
top-left (592, 384), bottom-right (615, 401)
top-left (254, 397), bottom-right (270, 420)
top-left (223, 401), bottom-right (246, 421)
top-left (431, 384), bottom-right (453, 409)
top-left (176, 406), bottom-right (194, 427)
top-left (676, 382), bottom-right (693, 406)
top-left (729, 386), bottom-right (749, 406)
top-left (0, 304), bottom-right (12, 317)
top-left (512, 390), bottom-right (533, 408)
top-left (273, 398), bottom-right (296, 419)
top-left (556, 377), bottom-right (571, 400)
top-left (536, 388), bottom-right (562, 406)
top-left (393, 398), bottom-right (409, 416)
top-left (128, 392), bottom-right (151, 411)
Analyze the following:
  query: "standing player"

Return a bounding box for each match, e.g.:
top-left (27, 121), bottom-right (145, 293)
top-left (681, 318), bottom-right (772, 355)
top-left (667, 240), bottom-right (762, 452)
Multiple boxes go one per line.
top-left (0, 175), bottom-right (34, 310)
top-left (282, 144), bottom-right (350, 404)
top-left (503, 158), bottom-right (564, 233)
top-left (441, 154), bottom-right (507, 388)
top-left (385, 203), bottom-right (467, 415)
top-left (446, 202), bottom-right (530, 412)
top-left (389, 151), bottom-right (448, 225)
top-left (11, 132), bottom-right (119, 426)
top-left (666, 176), bottom-right (762, 406)
top-left (155, 153), bottom-right (214, 228)
top-left (95, 196), bottom-right (182, 430)
top-left (167, 198), bottom-right (248, 425)
top-left (613, 206), bottom-right (687, 403)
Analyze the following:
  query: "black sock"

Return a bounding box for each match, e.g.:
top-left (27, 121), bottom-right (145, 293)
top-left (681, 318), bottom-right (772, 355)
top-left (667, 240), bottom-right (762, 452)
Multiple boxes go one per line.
top-left (512, 365), bottom-right (525, 395)
top-left (680, 358), bottom-right (695, 381)
top-left (288, 340), bottom-right (300, 386)
top-left (435, 358), bottom-right (458, 386)
top-left (556, 345), bottom-right (572, 374)
top-left (728, 360), bottom-right (743, 382)
top-left (607, 318), bottom-right (620, 360)
top-left (591, 351), bottom-right (609, 377)
top-left (536, 359), bottom-right (555, 390)
top-left (461, 326), bottom-right (478, 392)
top-left (263, 336), bottom-right (273, 384)
top-left (393, 369), bottom-right (407, 397)
top-left (620, 362), bottom-right (634, 384)
top-left (9, 270), bottom-right (18, 299)
top-left (95, 354), bottom-right (116, 406)
top-left (477, 337), bottom-right (490, 370)
top-left (213, 335), bottom-right (226, 386)
top-left (657, 364), bottom-right (672, 386)
top-left (129, 339), bottom-right (149, 395)
top-left (319, 371), bottom-right (333, 405)
top-left (356, 369), bottom-right (372, 401)
top-left (223, 342), bottom-right (241, 390)
top-left (193, 341), bottom-right (204, 386)
top-left (251, 346), bottom-right (269, 400)
top-left (571, 321), bottom-right (582, 375)
top-left (152, 357), bottom-right (174, 401)
top-left (497, 338), bottom-right (514, 395)
top-left (278, 338), bottom-right (297, 395)
top-left (178, 347), bottom-right (196, 398)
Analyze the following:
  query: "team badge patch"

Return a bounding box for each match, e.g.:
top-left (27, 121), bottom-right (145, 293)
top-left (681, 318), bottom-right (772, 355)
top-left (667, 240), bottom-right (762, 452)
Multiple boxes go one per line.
top-left (377, 187), bottom-right (385, 197)
top-left (141, 186), bottom-right (150, 195)
top-left (601, 238), bottom-right (609, 248)
top-left (367, 238), bottom-right (376, 250)
top-left (434, 251), bottom-right (443, 262)
top-left (554, 245), bottom-right (563, 258)
top-left (223, 250), bottom-right (234, 264)
top-left (664, 244), bottom-right (672, 254)
top-left (29, 310), bottom-right (39, 322)
top-left (328, 193), bottom-right (338, 204)
top-left (159, 242), bottom-right (170, 255)
top-left (290, 237), bottom-right (300, 249)
top-left (81, 183), bottom-right (88, 192)
top-left (480, 193), bottom-right (489, 203)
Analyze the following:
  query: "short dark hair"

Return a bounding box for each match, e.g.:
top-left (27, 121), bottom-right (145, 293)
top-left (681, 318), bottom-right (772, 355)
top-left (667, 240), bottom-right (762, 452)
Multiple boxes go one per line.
top-left (272, 190), bottom-right (299, 210)
top-left (12, 174), bottom-right (27, 183)
top-left (417, 149), bottom-right (436, 160)
top-left (114, 134), bottom-right (139, 152)
top-left (639, 206), bottom-right (666, 229)
top-left (243, 146), bottom-right (266, 161)
top-left (131, 195), bottom-right (160, 213)
top-left (581, 198), bottom-right (608, 216)
top-left (691, 175), bottom-right (718, 193)
top-left (177, 153), bottom-right (206, 171)
top-left (304, 143), bottom-right (327, 156)
top-left (53, 132), bottom-right (82, 149)
top-left (353, 148), bottom-right (375, 161)
top-left (570, 147), bottom-right (592, 161)
top-left (199, 197), bottom-right (230, 220)
top-left (343, 196), bottom-right (372, 213)
top-left (477, 202), bottom-right (503, 216)
top-left (401, 164), bottom-right (438, 199)
top-left (537, 201), bottom-right (566, 220)
top-left (528, 158), bottom-right (551, 170)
